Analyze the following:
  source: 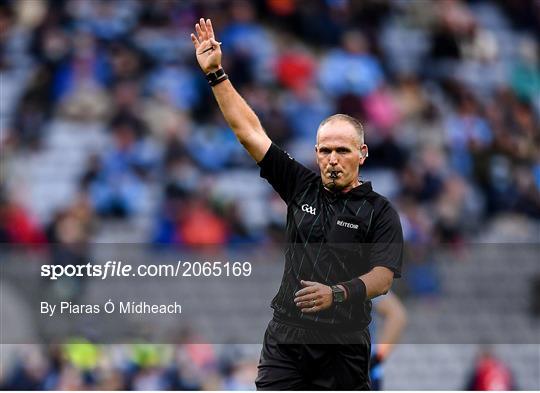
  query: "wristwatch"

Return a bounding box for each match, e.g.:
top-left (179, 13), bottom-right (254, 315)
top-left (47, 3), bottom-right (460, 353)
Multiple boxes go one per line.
top-left (331, 285), bottom-right (346, 304)
top-left (205, 68), bottom-right (228, 86)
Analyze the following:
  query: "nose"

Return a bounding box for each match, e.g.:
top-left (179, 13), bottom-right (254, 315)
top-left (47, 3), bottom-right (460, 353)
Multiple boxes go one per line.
top-left (329, 151), bottom-right (338, 165)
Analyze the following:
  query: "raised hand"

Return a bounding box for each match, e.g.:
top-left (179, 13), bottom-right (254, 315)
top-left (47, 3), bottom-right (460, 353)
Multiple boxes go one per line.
top-left (191, 18), bottom-right (222, 74)
top-left (188, 17), bottom-right (272, 163)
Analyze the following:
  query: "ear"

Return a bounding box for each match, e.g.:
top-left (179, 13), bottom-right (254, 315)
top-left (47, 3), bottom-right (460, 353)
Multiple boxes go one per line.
top-left (359, 144), bottom-right (368, 165)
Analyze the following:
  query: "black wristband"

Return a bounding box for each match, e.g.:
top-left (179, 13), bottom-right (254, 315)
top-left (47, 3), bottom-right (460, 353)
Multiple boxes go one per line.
top-left (339, 278), bottom-right (367, 304)
top-left (205, 68), bottom-right (228, 86)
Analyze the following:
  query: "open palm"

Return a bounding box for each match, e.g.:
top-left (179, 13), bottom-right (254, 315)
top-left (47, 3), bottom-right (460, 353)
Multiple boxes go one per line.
top-left (191, 18), bottom-right (222, 74)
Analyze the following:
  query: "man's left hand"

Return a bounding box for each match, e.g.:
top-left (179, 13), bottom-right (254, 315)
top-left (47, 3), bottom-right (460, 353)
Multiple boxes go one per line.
top-left (294, 280), bottom-right (333, 313)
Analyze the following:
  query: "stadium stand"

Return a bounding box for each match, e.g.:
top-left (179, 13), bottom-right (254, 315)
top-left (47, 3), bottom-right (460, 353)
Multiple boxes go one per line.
top-left (1, 0), bottom-right (539, 390)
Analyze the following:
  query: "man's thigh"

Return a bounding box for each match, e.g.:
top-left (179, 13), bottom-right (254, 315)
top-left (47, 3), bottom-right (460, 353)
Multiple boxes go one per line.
top-left (256, 321), bottom-right (371, 390)
top-left (257, 343), bottom-right (371, 390)
top-left (305, 343), bottom-right (371, 390)
top-left (255, 323), bottom-right (306, 390)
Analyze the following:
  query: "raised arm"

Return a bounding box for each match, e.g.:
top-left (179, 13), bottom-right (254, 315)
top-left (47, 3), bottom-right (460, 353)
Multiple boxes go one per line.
top-left (190, 18), bottom-right (271, 162)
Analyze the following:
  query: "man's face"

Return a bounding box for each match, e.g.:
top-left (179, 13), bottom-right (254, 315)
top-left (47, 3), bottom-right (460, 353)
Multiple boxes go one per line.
top-left (316, 120), bottom-right (368, 192)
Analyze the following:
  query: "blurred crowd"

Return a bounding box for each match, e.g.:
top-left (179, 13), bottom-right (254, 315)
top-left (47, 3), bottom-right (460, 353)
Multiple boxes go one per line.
top-left (1, 0), bottom-right (539, 244)
top-left (1, 342), bottom-right (259, 390)
top-left (1, 0), bottom-right (539, 389)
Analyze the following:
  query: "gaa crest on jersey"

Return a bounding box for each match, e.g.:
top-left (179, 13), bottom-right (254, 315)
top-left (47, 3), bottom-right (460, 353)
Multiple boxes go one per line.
top-left (301, 204), bottom-right (316, 215)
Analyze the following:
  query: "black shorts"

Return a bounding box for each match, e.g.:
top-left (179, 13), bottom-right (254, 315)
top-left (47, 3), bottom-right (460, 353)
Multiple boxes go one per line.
top-left (255, 319), bottom-right (371, 390)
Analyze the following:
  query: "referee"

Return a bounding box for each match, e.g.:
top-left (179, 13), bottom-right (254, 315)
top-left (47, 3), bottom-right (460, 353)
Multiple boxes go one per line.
top-left (191, 19), bottom-right (403, 390)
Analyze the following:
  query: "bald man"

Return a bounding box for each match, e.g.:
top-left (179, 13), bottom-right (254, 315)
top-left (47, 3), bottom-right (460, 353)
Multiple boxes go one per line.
top-left (191, 18), bottom-right (404, 390)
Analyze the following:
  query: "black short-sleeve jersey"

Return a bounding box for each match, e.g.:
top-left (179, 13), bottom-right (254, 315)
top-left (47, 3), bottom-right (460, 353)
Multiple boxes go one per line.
top-left (258, 144), bottom-right (403, 330)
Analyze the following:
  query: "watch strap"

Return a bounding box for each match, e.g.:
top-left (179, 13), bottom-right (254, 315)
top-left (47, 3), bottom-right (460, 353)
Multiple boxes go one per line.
top-left (205, 68), bottom-right (228, 86)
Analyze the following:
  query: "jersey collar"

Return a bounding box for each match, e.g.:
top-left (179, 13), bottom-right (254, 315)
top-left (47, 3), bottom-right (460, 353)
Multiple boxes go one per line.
top-left (321, 181), bottom-right (372, 199)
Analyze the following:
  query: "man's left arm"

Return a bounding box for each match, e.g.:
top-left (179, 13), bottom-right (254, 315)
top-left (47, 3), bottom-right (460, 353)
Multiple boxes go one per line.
top-left (293, 267), bottom-right (393, 313)
top-left (295, 202), bottom-right (403, 313)
top-left (358, 266), bottom-right (394, 299)
top-left (342, 201), bottom-right (404, 304)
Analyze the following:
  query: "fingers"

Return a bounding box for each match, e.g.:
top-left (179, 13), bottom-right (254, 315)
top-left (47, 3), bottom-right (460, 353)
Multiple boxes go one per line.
top-left (294, 281), bottom-right (332, 313)
top-left (193, 18), bottom-right (218, 50)
top-left (295, 286), bottom-right (317, 297)
top-left (206, 19), bottom-right (215, 39)
top-left (295, 280), bottom-right (318, 295)
top-left (190, 34), bottom-right (200, 48)
top-left (200, 18), bottom-right (208, 40)
top-left (296, 299), bottom-right (319, 308)
top-left (295, 290), bottom-right (325, 313)
top-left (294, 293), bottom-right (318, 303)
top-left (295, 300), bottom-right (311, 308)
top-left (298, 297), bottom-right (318, 306)
top-left (299, 299), bottom-right (320, 313)
top-left (300, 280), bottom-right (317, 287)
top-left (195, 18), bottom-right (216, 40)
top-left (300, 305), bottom-right (319, 314)
top-left (195, 22), bottom-right (205, 41)
top-left (200, 18), bottom-right (208, 39)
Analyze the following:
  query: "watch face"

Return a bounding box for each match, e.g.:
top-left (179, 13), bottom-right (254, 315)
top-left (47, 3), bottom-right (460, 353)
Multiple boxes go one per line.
top-left (334, 291), bottom-right (345, 303)
top-left (333, 287), bottom-right (346, 303)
